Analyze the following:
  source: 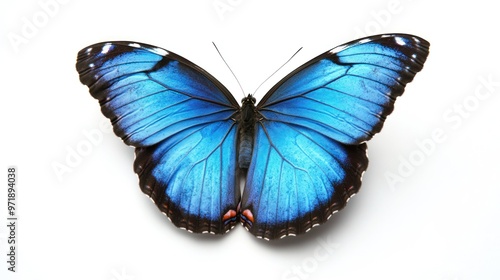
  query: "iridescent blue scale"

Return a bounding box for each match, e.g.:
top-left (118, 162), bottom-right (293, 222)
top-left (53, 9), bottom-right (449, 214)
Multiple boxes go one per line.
top-left (76, 34), bottom-right (429, 240)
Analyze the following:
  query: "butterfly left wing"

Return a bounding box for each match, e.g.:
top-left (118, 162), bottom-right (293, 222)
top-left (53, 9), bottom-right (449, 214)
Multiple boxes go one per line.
top-left (76, 42), bottom-right (241, 234)
top-left (241, 34), bottom-right (430, 239)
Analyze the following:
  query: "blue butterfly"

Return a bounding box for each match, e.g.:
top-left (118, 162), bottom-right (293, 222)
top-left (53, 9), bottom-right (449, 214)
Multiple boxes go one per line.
top-left (76, 34), bottom-right (429, 240)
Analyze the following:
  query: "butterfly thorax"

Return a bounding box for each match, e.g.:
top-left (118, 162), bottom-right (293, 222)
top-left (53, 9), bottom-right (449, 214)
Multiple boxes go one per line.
top-left (238, 94), bottom-right (257, 169)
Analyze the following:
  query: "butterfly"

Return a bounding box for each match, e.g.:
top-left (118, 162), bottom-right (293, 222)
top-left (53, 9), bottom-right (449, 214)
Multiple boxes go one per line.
top-left (76, 34), bottom-right (429, 240)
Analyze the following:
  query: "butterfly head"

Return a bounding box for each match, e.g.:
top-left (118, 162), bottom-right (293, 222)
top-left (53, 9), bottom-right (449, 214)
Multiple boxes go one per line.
top-left (241, 94), bottom-right (256, 105)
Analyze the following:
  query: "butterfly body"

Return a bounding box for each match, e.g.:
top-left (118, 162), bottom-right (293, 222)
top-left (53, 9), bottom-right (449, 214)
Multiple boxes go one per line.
top-left (76, 34), bottom-right (429, 240)
top-left (238, 94), bottom-right (257, 169)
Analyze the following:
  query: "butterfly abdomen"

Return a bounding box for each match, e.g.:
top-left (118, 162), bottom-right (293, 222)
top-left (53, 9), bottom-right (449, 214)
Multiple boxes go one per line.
top-left (238, 132), bottom-right (253, 169)
top-left (238, 95), bottom-right (257, 169)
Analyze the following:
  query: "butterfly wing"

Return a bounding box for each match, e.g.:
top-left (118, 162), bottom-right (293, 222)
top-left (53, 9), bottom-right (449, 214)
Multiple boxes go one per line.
top-left (76, 42), bottom-right (241, 234)
top-left (241, 34), bottom-right (430, 239)
top-left (241, 122), bottom-right (368, 239)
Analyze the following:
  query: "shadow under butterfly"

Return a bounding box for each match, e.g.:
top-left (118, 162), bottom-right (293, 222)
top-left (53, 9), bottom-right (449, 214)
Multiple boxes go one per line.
top-left (75, 34), bottom-right (429, 240)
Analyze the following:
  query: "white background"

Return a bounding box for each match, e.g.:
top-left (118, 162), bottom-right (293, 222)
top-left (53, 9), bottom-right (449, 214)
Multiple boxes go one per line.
top-left (1, 0), bottom-right (499, 279)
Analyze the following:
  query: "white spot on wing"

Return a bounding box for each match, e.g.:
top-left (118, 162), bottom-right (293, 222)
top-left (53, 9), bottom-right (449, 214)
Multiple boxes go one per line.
top-left (101, 43), bottom-right (112, 54)
top-left (330, 37), bottom-right (374, 54)
top-left (329, 45), bottom-right (348, 54)
top-left (152, 47), bottom-right (168, 56)
top-left (395, 37), bottom-right (406, 46)
top-left (359, 38), bottom-right (371, 44)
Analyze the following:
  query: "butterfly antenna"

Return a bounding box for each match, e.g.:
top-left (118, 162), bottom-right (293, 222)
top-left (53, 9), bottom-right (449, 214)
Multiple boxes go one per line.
top-left (253, 47), bottom-right (303, 95)
top-left (212, 42), bottom-right (245, 97)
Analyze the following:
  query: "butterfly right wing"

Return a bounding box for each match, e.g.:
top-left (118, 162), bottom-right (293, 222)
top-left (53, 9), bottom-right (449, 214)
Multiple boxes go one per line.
top-left (76, 42), bottom-right (241, 234)
top-left (240, 34), bottom-right (429, 239)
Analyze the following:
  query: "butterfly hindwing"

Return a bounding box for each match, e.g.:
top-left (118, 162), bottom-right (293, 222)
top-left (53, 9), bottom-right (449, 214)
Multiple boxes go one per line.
top-left (134, 119), bottom-right (239, 233)
top-left (76, 42), bottom-right (241, 234)
top-left (240, 34), bottom-right (429, 239)
top-left (240, 121), bottom-right (368, 239)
